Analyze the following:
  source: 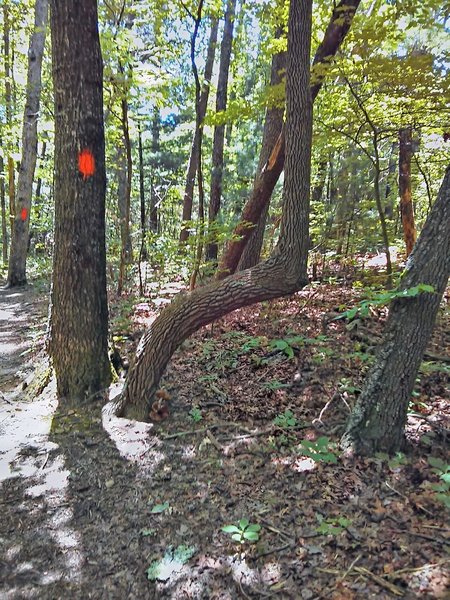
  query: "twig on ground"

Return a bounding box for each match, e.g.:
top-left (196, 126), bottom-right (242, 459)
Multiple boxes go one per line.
top-left (206, 429), bottom-right (223, 453)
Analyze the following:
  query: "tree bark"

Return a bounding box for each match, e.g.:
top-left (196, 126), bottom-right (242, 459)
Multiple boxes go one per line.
top-left (0, 146), bottom-right (7, 265)
top-left (7, 0), bottom-right (48, 287)
top-left (48, 0), bottom-right (111, 401)
top-left (206, 0), bottom-right (237, 262)
top-left (341, 165), bottom-right (450, 455)
top-left (149, 107), bottom-right (160, 234)
top-left (113, 0), bottom-right (313, 421)
top-left (399, 126), bottom-right (416, 257)
top-left (217, 0), bottom-right (361, 279)
top-left (237, 45), bottom-right (286, 272)
top-left (180, 17), bottom-right (218, 244)
top-left (3, 3), bottom-right (16, 239)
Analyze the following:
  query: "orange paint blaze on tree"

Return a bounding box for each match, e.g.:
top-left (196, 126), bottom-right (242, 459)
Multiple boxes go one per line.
top-left (78, 148), bottom-right (95, 179)
top-left (21, 207), bottom-right (28, 221)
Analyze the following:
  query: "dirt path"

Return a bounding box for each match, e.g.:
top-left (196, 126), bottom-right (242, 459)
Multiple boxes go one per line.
top-left (0, 284), bottom-right (448, 599)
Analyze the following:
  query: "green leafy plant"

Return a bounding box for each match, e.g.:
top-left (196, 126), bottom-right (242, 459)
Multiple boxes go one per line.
top-left (222, 518), bottom-right (262, 544)
top-left (150, 501), bottom-right (171, 514)
top-left (427, 457), bottom-right (450, 509)
top-left (316, 514), bottom-right (352, 535)
top-left (334, 283), bottom-right (435, 323)
top-left (273, 409), bottom-right (297, 429)
top-left (298, 436), bottom-right (338, 463)
top-left (189, 407), bottom-right (203, 422)
top-left (262, 379), bottom-right (290, 391)
top-left (146, 545), bottom-right (197, 582)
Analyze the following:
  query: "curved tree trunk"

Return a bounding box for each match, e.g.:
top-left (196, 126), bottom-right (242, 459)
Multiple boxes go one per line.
top-left (399, 126), bottom-right (416, 256)
top-left (116, 0), bottom-right (314, 421)
top-left (206, 0), bottom-right (237, 262)
top-left (49, 0), bottom-right (111, 401)
top-left (237, 45), bottom-right (286, 272)
top-left (7, 0), bottom-right (48, 287)
top-left (217, 0), bottom-right (361, 279)
top-left (180, 17), bottom-right (218, 244)
top-left (341, 165), bottom-right (450, 455)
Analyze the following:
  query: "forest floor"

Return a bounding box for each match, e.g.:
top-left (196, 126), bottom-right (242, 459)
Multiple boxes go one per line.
top-left (0, 270), bottom-right (449, 599)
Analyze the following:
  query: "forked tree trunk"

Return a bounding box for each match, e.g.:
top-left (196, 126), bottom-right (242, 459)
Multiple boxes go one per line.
top-left (49, 0), bottom-right (111, 400)
top-left (180, 17), bottom-right (218, 244)
top-left (342, 165), bottom-right (450, 455)
top-left (399, 126), bottom-right (416, 256)
top-left (217, 0), bottom-right (361, 279)
top-left (237, 44), bottom-right (286, 272)
top-left (7, 0), bottom-right (48, 287)
top-left (114, 0), bottom-right (314, 421)
top-left (206, 0), bottom-right (237, 262)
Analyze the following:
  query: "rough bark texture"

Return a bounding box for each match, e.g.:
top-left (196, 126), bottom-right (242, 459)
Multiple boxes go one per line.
top-left (180, 18), bottom-right (218, 244)
top-left (49, 0), bottom-right (111, 400)
top-left (399, 126), bottom-right (416, 256)
top-left (217, 0), bottom-right (361, 279)
top-left (206, 0), bottom-right (237, 261)
top-left (342, 166), bottom-right (450, 455)
top-left (237, 46), bottom-right (286, 272)
top-left (7, 0), bottom-right (48, 287)
top-left (116, 0), bottom-right (313, 421)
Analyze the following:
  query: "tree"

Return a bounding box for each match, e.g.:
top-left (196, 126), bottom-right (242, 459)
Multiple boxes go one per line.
top-left (341, 165), bottom-right (450, 455)
top-left (179, 15), bottom-right (218, 244)
top-left (217, 0), bottom-right (361, 279)
top-left (111, 0), bottom-right (314, 421)
top-left (48, 0), bottom-right (111, 400)
top-left (237, 39), bottom-right (286, 272)
top-left (6, 0), bottom-right (48, 287)
top-left (206, 0), bottom-right (237, 262)
top-left (399, 126), bottom-right (416, 256)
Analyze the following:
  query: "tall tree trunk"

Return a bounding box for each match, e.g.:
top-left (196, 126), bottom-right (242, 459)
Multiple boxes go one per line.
top-left (112, 0), bottom-right (313, 421)
top-left (237, 44), bottom-right (286, 272)
top-left (384, 141), bottom-right (397, 219)
top-left (3, 3), bottom-right (15, 239)
top-left (49, 0), bottom-right (111, 401)
top-left (217, 0), bottom-right (361, 279)
top-left (149, 107), bottom-right (160, 233)
top-left (0, 147), bottom-right (7, 265)
top-left (342, 165), bottom-right (450, 455)
top-left (7, 0), bottom-right (48, 287)
top-left (138, 122), bottom-right (147, 262)
top-left (206, 0), bottom-right (237, 262)
top-left (399, 126), bottom-right (416, 256)
top-left (180, 17), bottom-right (218, 244)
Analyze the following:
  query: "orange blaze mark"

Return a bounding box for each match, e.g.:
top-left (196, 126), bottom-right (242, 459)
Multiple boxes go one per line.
top-left (78, 148), bottom-right (95, 179)
top-left (21, 207), bottom-right (28, 221)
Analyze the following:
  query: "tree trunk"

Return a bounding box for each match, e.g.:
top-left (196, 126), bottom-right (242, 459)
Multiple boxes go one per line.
top-left (217, 0), bottom-right (361, 279)
top-left (180, 17), bottom-right (218, 244)
top-left (341, 165), bottom-right (450, 455)
top-left (206, 0), bottom-right (237, 262)
top-left (114, 0), bottom-right (313, 421)
top-left (0, 147), bottom-right (7, 265)
top-left (399, 126), bottom-right (416, 256)
top-left (149, 107), bottom-right (160, 233)
top-left (237, 45), bottom-right (286, 272)
top-left (7, 0), bottom-right (48, 287)
top-left (3, 3), bottom-right (15, 239)
top-left (138, 122), bottom-right (147, 263)
top-left (48, 0), bottom-right (111, 401)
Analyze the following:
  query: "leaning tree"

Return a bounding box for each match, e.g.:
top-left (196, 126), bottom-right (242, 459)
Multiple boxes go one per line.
top-left (48, 0), bottom-right (111, 400)
top-left (341, 165), bottom-right (450, 455)
top-left (112, 0), bottom-right (314, 420)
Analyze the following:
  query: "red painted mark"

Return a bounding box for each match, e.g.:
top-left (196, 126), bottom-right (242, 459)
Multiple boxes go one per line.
top-left (21, 207), bottom-right (28, 221)
top-left (78, 148), bottom-right (95, 179)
